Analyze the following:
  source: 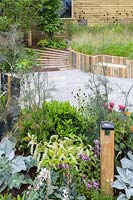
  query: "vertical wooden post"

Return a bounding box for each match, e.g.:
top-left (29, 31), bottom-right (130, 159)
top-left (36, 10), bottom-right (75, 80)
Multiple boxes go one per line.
top-left (28, 29), bottom-right (32, 47)
top-left (7, 75), bottom-right (11, 112)
top-left (100, 122), bottom-right (114, 196)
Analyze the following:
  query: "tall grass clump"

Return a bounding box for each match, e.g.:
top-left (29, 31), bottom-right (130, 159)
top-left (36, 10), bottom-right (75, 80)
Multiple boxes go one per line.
top-left (70, 23), bottom-right (133, 59)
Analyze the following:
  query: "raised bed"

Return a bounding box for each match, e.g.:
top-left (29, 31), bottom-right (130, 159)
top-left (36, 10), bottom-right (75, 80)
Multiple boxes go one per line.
top-left (69, 48), bottom-right (133, 78)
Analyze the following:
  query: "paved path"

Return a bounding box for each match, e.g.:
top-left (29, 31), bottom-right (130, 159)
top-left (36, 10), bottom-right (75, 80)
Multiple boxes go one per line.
top-left (22, 69), bottom-right (133, 111)
top-left (47, 69), bottom-right (133, 110)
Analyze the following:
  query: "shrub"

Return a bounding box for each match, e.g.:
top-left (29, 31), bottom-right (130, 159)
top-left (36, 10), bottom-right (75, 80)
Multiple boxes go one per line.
top-left (18, 101), bottom-right (96, 151)
top-left (37, 38), bottom-right (68, 50)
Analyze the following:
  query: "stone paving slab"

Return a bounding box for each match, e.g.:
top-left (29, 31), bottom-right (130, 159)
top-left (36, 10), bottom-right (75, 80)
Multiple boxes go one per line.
top-left (21, 69), bottom-right (133, 111)
top-left (47, 69), bottom-right (133, 110)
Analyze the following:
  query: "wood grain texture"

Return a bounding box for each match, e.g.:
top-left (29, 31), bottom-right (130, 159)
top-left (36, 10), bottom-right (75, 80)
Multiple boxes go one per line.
top-left (73, 0), bottom-right (133, 24)
top-left (100, 129), bottom-right (114, 196)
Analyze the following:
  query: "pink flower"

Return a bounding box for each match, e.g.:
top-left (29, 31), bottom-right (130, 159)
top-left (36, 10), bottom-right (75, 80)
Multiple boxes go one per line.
top-left (118, 104), bottom-right (125, 111)
top-left (108, 107), bottom-right (113, 112)
top-left (109, 102), bottom-right (115, 108)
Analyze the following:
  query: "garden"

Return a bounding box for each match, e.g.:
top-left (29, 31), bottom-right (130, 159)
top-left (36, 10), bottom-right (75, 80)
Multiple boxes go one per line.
top-left (0, 0), bottom-right (133, 200)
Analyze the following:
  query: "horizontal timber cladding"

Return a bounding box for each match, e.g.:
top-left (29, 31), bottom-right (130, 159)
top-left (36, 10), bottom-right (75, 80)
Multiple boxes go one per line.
top-left (69, 48), bottom-right (133, 78)
top-left (73, 0), bottom-right (133, 24)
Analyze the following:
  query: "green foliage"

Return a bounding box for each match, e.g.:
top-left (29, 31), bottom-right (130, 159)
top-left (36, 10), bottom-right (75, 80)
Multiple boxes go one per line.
top-left (29, 135), bottom-right (91, 169)
top-left (70, 23), bottom-right (133, 58)
top-left (0, 92), bottom-right (7, 116)
top-left (108, 111), bottom-right (133, 162)
top-left (38, 0), bottom-right (64, 37)
top-left (112, 151), bottom-right (133, 200)
top-left (0, 28), bottom-right (36, 72)
top-left (0, 136), bottom-right (36, 193)
top-left (0, 0), bottom-right (44, 31)
top-left (37, 38), bottom-right (68, 49)
top-left (90, 190), bottom-right (115, 200)
top-left (99, 41), bottom-right (133, 58)
top-left (28, 135), bottom-right (100, 199)
top-left (18, 100), bottom-right (96, 148)
top-left (0, 193), bottom-right (25, 200)
top-left (83, 74), bottom-right (133, 165)
top-left (0, 16), bottom-right (12, 32)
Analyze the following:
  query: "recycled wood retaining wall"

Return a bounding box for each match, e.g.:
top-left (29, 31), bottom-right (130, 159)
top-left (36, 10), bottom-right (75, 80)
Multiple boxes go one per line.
top-left (69, 48), bottom-right (133, 78)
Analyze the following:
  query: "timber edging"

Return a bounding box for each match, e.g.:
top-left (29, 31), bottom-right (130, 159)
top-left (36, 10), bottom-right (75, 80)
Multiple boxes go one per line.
top-left (69, 48), bottom-right (133, 78)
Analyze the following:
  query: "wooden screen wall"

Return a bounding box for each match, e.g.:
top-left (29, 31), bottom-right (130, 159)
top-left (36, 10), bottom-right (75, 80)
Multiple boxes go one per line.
top-left (73, 0), bottom-right (133, 24)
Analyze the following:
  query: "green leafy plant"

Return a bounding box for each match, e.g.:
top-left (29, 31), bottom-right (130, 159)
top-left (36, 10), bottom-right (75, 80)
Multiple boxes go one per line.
top-left (0, 136), bottom-right (36, 193)
top-left (112, 151), bottom-right (133, 200)
top-left (0, 193), bottom-right (26, 200)
top-left (0, 28), bottom-right (36, 72)
top-left (0, 16), bottom-right (12, 32)
top-left (28, 134), bottom-right (100, 199)
top-left (38, 0), bottom-right (64, 38)
top-left (37, 38), bottom-right (68, 49)
top-left (90, 190), bottom-right (115, 200)
top-left (18, 100), bottom-right (95, 149)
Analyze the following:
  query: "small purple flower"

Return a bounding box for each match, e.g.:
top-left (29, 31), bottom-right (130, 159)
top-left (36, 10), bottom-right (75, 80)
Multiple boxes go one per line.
top-left (58, 163), bottom-right (69, 169)
top-left (63, 164), bottom-right (68, 169)
top-left (93, 181), bottom-right (99, 189)
top-left (82, 155), bottom-right (89, 161)
top-left (93, 139), bottom-right (100, 145)
top-left (87, 182), bottom-right (92, 189)
top-left (82, 175), bottom-right (86, 180)
top-left (57, 164), bottom-right (63, 169)
top-left (78, 153), bottom-right (82, 159)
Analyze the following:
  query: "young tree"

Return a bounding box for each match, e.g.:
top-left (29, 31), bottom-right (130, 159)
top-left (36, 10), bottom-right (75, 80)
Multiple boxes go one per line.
top-left (39, 0), bottom-right (64, 38)
top-left (0, 0), bottom-right (44, 32)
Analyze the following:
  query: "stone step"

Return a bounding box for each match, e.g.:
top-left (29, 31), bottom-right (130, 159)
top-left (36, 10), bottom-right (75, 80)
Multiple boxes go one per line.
top-left (33, 66), bottom-right (73, 72)
top-left (35, 47), bottom-right (69, 54)
top-left (36, 63), bottom-right (67, 67)
top-left (37, 55), bottom-right (69, 59)
top-left (36, 58), bottom-right (69, 62)
top-left (33, 47), bottom-right (70, 71)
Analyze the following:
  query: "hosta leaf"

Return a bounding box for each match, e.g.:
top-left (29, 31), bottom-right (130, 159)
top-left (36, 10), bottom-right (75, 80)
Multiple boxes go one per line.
top-left (54, 193), bottom-right (62, 199)
top-left (125, 188), bottom-right (133, 199)
top-left (127, 151), bottom-right (133, 161)
top-left (121, 158), bottom-right (133, 170)
top-left (0, 182), bottom-right (7, 193)
top-left (117, 193), bottom-right (128, 200)
top-left (111, 179), bottom-right (126, 189)
top-left (11, 156), bottom-right (26, 173)
top-left (6, 150), bottom-right (15, 161)
top-left (8, 174), bottom-right (26, 189)
top-left (0, 137), bottom-right (16, 157)
top-left (23, 155), bottom-right (36, 169)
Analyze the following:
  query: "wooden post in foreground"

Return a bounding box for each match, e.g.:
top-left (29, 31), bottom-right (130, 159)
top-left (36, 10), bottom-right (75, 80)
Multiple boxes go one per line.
top-left (28, 29), bottom-right (32, 47)
top-left (100, 121), bottom-right (114, 196)
top-left (7, 75), bottom-right (11, 112)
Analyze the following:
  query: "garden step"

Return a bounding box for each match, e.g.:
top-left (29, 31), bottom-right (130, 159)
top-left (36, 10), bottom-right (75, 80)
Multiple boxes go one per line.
top-left (37, 55), bottom-right (69, 59)
top-left (37, 59), bottom-right (69, 64)
top-left (34, 47), bottom-right (70, 71)
top-left (33, 66), bottom-right (73, 72)
top-left (35, 47), bottom-right (69, 54)
top-left (37, 51), bottom-right (69, 56)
